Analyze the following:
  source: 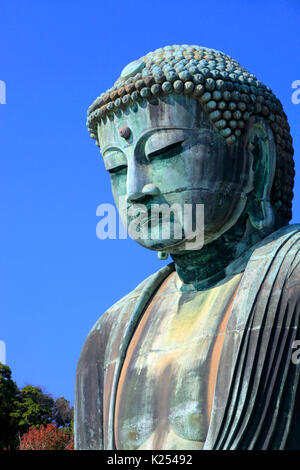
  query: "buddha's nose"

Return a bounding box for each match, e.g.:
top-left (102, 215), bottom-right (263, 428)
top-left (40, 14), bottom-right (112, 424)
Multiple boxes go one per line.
top-left (127, 183), bottom-right (160, 203)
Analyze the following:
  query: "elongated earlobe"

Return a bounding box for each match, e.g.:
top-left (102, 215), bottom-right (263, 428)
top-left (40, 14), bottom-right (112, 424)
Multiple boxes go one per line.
top-left (245, 117), bottom-right (276, 231)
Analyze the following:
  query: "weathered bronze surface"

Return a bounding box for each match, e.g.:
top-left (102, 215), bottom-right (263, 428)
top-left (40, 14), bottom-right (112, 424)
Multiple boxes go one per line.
top-left (75, 45), bottom-right (300, 450)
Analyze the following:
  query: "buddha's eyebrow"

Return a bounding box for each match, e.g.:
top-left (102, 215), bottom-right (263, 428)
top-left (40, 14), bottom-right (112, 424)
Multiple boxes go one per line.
top-left (134, 126), bottom-right (196, 149)
top-left (101, 127), bottom-right (190, 154)
top-left (102, 144), bottom-right (124, 155)
top-left (138, 126), bottom-right (194, 139)
top-left (101, 127), bottom-right (213, 154)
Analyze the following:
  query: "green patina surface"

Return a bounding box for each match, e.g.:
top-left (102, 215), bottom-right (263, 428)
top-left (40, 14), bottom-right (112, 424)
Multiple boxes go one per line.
top-left (114, 269), bottom-right (243, 450)
top-left (75, 45), bottom-right (300, 450)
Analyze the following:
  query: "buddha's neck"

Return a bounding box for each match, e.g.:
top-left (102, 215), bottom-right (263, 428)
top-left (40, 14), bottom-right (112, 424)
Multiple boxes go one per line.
top-left (170, 215), bottom-right (272, 290)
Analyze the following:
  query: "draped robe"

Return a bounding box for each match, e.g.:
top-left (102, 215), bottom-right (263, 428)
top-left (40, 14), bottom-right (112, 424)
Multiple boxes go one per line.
top-left (75, 224), bottom-right (300, 450)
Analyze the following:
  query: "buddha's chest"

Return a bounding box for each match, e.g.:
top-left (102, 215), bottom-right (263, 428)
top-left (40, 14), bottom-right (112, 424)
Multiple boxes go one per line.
top-left (114, 272), bottom-right (242, 450)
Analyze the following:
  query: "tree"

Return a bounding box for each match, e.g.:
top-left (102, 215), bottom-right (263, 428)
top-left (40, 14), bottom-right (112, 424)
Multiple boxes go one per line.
top-left (0, 363), bottom-right (19, 449)
top-left (0, 364), bottom-right (74, 449)
top-left (19, 423), bottom-right (74, 450)
top-left (52, 397), bottom-right (73, 428)
top-left (11, 385), bottom-right (55, 436)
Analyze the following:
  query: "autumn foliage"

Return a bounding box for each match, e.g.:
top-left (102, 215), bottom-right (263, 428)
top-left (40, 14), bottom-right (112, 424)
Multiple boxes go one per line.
top-left (19, 423), bottom-right (74, 450)
top-left (0, 363), bottom-right (74, 450)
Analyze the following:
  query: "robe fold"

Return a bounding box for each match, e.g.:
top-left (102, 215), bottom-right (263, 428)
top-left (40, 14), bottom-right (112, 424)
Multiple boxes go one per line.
top-left (75, 224), bottom-right (300, 450)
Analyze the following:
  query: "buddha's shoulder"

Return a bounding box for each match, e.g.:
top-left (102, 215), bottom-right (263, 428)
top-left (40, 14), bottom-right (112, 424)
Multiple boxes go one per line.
top-left (249, 223), bottom-right (300, 293)
top-left (89, 264), bottom-right (173, 335)
top-left (76, 272), bottom-right (157, 364)
top-left (248, 223), bottom-right (300, 264)
top-left (277, 224), bottom-right (300, 290)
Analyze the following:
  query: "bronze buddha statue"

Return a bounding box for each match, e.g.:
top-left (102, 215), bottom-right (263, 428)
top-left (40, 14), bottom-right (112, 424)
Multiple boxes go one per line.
top-left (75, 45), bottom-right (300, 450)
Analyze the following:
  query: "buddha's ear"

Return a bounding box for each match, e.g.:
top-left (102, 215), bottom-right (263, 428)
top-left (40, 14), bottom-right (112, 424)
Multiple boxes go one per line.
top-left (244, 116), bottom-right (277, 230)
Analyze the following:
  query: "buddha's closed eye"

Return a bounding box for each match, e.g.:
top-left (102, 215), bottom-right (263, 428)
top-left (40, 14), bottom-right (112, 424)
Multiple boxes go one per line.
top-left (147, 140), bottom-right (184, 160)
top-left (107, 140), bottom-right (184, 174)
top-left (104, 151), bottom-right (127, 175)
top-left (145, 129), bottom-right (185, 161)
top-left (108, 164), bottom-right (127, 175)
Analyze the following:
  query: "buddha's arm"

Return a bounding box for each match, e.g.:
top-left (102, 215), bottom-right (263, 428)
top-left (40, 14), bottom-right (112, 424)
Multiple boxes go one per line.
top-left (74, 313), bottom-right (113, 450)
top-left (283, 256), bottom-right (300, 449)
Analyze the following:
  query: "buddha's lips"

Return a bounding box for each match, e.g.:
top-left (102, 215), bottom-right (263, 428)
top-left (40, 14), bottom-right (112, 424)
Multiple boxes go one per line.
top-left (140, 213), bottom-right (164, 228)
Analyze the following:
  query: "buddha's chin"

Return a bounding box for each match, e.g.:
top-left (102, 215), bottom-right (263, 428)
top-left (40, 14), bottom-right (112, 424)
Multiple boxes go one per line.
top-left (129, 220), bottom-right (187, 251)
top-left (133, 232), bottom-right (203, 253)
top-left (133, 227), bottom-right (228, 253)
top-left (134, 236), bottom-right (185, 252)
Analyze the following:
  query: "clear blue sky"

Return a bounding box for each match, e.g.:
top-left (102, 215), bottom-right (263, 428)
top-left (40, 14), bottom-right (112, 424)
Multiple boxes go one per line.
top-left (1, 0), bottom-right (299, 403)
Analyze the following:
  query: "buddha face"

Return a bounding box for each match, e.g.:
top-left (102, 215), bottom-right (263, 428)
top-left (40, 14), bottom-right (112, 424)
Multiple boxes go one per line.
top-left (97, 94), bottom-right (254, 252)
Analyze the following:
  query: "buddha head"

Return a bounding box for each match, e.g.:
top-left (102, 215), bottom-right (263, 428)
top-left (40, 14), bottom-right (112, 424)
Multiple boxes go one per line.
top-left (87, 45), bottom-right (294, 255)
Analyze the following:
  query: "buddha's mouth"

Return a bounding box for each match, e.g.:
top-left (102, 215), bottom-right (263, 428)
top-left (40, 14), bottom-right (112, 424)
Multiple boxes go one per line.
top-left (140, 212), bottom-right (164, 228)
